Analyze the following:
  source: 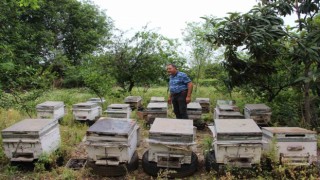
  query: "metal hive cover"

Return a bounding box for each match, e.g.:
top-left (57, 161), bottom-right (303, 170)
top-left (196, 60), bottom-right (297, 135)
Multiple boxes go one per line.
top-left (150, 118), bottom-right (194, 135)
top-left (147, 103), bottom-right (168, 109)
top-left (107, 104), bottom-right (130, 109)
top-left (217, 111), bottom-right (244, 116)
top-left (87, 118), bottom-right (136, 136)
top-left (195, 98), bottom-right (210, 103)
top-left (150, 97), bottom-right (165, 102)
top-left (217, 104), bottom-right (237, 111)
top-left (2, 119), bottom-right (57, 133)
top-left (187, 102), bottom-right (202, 110)
top-left (124, 96), bottom-right (142, 102)
top-left (88, 98), bottom-right (105, 102)
top-left (73, 102), bottom-right (98, 108)
top-left (216, 100), bottom-right (235, 106)
top-left (36, 101), bottom-right (64, 109)
top-left (214, 119), bottom-right (261, 134)
top-left (262, 127), bottom-right (316, 134)
top-left (245, 104), bottom-right (270, 111)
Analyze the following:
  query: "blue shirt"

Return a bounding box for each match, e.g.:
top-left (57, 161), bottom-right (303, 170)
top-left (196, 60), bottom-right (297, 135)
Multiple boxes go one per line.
top-left (169, 71), bottom-right (191, 94)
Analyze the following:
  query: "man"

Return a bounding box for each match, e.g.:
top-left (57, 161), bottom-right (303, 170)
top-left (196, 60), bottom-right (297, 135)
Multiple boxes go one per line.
top-left (167, 64), bottom-right (193, 119)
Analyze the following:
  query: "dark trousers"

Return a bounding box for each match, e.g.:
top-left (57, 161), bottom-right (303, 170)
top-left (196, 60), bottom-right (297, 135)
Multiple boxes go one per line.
top-left (172, 91), bottom-right (188, 119)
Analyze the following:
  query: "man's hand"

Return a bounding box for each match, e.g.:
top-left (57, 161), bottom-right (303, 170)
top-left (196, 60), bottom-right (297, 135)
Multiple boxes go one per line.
top-left (186, 96), bottom-right (191, 104)
top-left (168, 96), bottom-right (172, 105)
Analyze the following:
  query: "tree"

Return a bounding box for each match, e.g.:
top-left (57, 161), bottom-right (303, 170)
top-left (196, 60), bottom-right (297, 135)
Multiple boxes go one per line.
top-left (261, 0), bottom-right (320, 127)
top-left (183, 19), bottom-right (217, 93)
top-left (0, 0), bottom-right (113, 91)
top-left (204, 5), bottom-right (298, 102)
top-left (105, 27), bottom-right (186, 92)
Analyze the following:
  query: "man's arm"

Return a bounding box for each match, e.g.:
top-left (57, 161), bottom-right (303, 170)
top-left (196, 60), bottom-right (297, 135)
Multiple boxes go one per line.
top-left (186, 82), bottom-right (193, 104)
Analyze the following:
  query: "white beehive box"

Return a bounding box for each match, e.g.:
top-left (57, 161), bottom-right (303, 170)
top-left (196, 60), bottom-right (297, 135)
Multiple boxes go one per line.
top-left (195, 98), bottom-right (210, 113)
top-left (36, 101), bottom-right (65, 120)
top-left (147, 118), bottom-right (196, 168)
top-left (72, 102), bottom-right (101, 121)
top-left (262, 127), bottom-right (317, 165)
top-left (213, 107), bottom-right (244, 119)
top-left (1, 119), bottom-right (60, 162)
top-left (86, 118), bottom-right (139, 165)
top-left (145, 103), bottom-right (168, 125)
top-left (187, 102), bottom-right (202, 120)
top-left (210, 119), bottom-right (263, 167)
top-left (87, 98), bottom-right (106, 106)
top-left (105, 104), bottom-right (131, 119)
top-left (244, 104), bottom-right (271, 126)
top-left (150, 97), bottom-right (165, 103)
top-left (124, 96), bottom-right (142, 110)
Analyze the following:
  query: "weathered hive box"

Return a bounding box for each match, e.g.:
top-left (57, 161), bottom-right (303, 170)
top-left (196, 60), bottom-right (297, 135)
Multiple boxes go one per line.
top-left (36, 101), bottom-right (65, 120)
top-left (195, 98), bottom-right (210, 113)
top-left (105, 104), bottom-right (131, 119)
top-left (124, 96), bottom-right (142, 110)
top-left (87, 98), bottom-right (106, 106)
top-left (147, 118), bottom-right (196, 168)
top-left (216, 99), bottom-right (240, 112)
top-left (150, 97), bottom-right (165, 103)
top-left (213, 107), bottom-right (244, 119)
top-left (1, 119), bottom-right (60, 162)
top-left (262, 127), bottom-right (317, 165)
top-left (72, 102), bottom-right (101, 121)
top-left (187, 102), bottom-right (202, 120)
top-left (145, 103), bottom-right (168, 125)
top-left (86, 118), bottom-right (139, 165)
top-left (244, 104), bottom-right (271, 126)
top-left (210, 119), bottom-right (263, 168)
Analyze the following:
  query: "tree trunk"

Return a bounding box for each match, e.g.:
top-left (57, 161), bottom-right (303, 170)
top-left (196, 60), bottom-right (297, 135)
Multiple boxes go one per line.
top-left (128, 81), bottom-right (135, 93)
top-left (195, 64), bottom-right (201, 93)
top-left (303, 65), bottom-right (311, 127)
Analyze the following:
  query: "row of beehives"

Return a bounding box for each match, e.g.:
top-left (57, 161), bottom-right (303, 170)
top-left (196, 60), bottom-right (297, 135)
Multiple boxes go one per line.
top-left (206, 99), bottom-right (318, 172)
top-left (1, 115), bottom-right (318, 178)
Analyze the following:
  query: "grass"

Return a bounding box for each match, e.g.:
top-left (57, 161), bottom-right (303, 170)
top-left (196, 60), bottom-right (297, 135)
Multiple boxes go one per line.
top-left (0, 87), bottom-right (319, 179)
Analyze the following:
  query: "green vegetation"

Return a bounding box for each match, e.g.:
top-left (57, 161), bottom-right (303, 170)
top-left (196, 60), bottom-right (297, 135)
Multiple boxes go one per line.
top-left (0, 0), bottom-right (319, 178)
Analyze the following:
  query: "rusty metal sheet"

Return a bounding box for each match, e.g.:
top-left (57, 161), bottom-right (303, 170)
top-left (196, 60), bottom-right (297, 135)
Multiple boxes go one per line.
top-left (87, 118), bottom-right (136, 136)
top-left (150, 118), bottom-right (194, 135)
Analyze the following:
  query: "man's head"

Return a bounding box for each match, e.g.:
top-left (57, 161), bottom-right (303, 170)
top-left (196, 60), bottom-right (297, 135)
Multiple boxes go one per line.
top-left (166, 64), bottom-right (178, 75)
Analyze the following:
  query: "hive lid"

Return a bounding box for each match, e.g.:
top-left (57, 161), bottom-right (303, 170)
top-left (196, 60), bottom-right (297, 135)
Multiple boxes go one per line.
top-left (150, 97), bottom-right (165, 102)
top-left (147, 103), bottom-right (168, 109)
top-left (217, 110), bottom-right (243, 116)
top-left (195, 98), bottom-right (210, 103)
top-left (2, 119), bottom-right (58, 133)
top-left (217, 104), bottom-right (237, 111)
top-left (187, 102), bottom-right (202, 110)
top-left (36, 101), bottom-right (64, 109)
top-left (262, 127), bottom-right (316, 134)
top-left (214, 119), bottom-right (261, 134)
top-left (88, 98), bottom-right (106, 102)
top-left (107, 104), bottom-right (130, 109)
top-left (73, 102), bottom-right (99, 108)
top-left (245, 104), bottom-right (270, 111)
top-left (150, 118), bottom-right (194, 135)
top-left (87, 118), bottom-right (136, 136)
top-left (216, 100), bottom-right (235, 106)
top-left (124, 96), bottom-right (142, 102)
